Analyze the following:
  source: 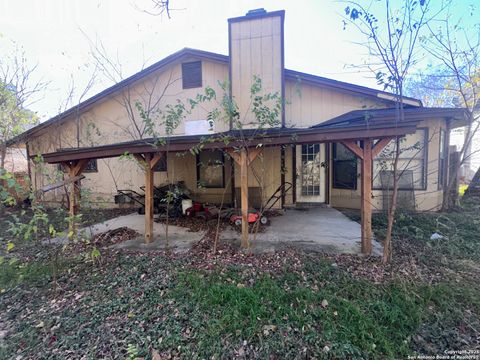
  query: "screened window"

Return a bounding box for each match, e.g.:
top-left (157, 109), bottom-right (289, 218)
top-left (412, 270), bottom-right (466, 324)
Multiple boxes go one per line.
top-left (57, 160), bottom-right (97, 173)
top-left (301, 144), bottom-right (321, 196)
top-left (197, 150), bottom-right (224, 188)
top-left (152, 156), bottom-right (167, 172)
top-left (373, 129), bottom-right (428, 190)
top-left (438, 128), bottom-right (446, 189)
top-left (83, 159), bottom-right (98, 173)
top-left (333, 143), bottom-right (357, 189)
top-left (182, 61), bottom-right (202, 89)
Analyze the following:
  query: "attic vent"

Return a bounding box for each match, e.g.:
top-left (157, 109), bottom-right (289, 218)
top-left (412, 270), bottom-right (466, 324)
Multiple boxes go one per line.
top-left (246, 8), bottom-right (267, 16)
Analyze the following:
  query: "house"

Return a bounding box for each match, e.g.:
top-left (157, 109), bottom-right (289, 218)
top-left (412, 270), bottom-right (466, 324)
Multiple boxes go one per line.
top-left (7, 9), bottom-right (467, 253)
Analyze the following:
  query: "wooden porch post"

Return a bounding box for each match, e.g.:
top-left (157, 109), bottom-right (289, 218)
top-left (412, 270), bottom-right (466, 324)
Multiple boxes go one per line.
top-left (144, 153), bottom-right (154, 244)
top-left (240, 149), bottom-right (249, 248)
top-left (342, 138), bottom-right (392, 255)
top-left (361, 139), bottom-right (373, 254)
top-left (227, 147), bottom-right (262, 248)
top-left (135, 152), bottom-right (164, 244)
top-left (64, 159), bottom-right (89, 236)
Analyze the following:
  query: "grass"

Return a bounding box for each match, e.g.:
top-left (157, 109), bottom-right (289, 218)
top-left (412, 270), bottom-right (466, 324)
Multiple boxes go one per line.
top-left (0, 200), bottom-right (479, 358)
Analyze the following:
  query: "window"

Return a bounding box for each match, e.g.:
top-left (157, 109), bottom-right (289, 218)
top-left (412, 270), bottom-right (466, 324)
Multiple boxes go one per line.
top-left (58, 159), bottom-right (98, 173)
top-left (83, 159), bottom-right (98, 173)
top-left (333, 143), bottom-right (357, 190)
top-left (438, 128), bottom-right (446, 189)
top-left (152, 156), bottom-right (167, 172)
top-left (373, 128), bottom-right (428, 190)
top-left (197, 150), bottom-right (224, 188)
top-left (182, 61), bottom-right (202, 89)
top-left (301, 144), bottom-right (321, 195)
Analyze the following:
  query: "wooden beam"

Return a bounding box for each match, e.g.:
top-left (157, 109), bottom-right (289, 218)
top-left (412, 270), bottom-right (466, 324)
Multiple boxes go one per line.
top-left (39, 175), bottom-right (85, 194)
top-left (240, 149), bottom-right (249, 248)
top-left (133, 153), bottom-right (146, 167)
top-left (361, 139), bottom-right (373, 255)
top-left (341, 140), bottom-right (364, 160)
top-left (150, 152), bottom-right (164, 170)
top-left (64, 159), bottom-right (88, 236)
top-left (248, 147), bottom-right (262, 163)
top-left (227, 147), bottom-right (262, 166)
top-left (144, 153), bottom-right (154, 244)
top-left (226, 149), bottom-right (241, 166)
top-left (43, 125), bottom-right (419, 164)
top-left (372, 137), bottom-right (394, 158)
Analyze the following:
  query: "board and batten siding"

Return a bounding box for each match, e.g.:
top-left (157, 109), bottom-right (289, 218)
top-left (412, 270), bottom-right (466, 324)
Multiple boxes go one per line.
top-left (284, 79), bottom-right (387, 128)
top-left (230, 14), bottom-right (283, 127)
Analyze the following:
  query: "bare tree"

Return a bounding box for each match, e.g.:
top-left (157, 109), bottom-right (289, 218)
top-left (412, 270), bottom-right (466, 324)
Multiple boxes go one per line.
top-left (0, 42), bottom-right (47, 171)
top-left (343, 0), bottom-right (436, 262)
top-left (420, 7), bottom-right (480, 208)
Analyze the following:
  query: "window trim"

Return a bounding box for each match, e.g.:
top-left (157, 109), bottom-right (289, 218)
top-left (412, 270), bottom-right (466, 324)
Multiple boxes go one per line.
top-left (196, 150), bottom-right (225, 189)
top-left (332, 142), bottom-right (358, 190)
top-left (182, 61), bottom-right (202, 89)
top-left (372, 127), bottom-right (429, 191)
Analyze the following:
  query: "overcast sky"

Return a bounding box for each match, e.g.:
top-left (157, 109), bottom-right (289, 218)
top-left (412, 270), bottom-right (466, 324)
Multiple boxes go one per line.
top-left (0, 0), bottom-right (474, 122)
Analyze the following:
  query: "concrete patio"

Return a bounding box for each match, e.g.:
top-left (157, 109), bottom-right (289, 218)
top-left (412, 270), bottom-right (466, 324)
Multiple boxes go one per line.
top-left (221, 207), bottom-right (383, 255)
top-left (70, 206), bottom-right (382, 255)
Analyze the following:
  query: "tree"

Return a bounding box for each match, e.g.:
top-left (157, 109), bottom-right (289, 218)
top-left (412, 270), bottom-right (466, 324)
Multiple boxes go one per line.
top-left (0, 44), bottom-right (44, 172)
top-left (343, 0), bottom-right (434, 262)
top-left (410, 5), bottom-right (480, 208)
top-left (135, 76), bottom-right (283, 250)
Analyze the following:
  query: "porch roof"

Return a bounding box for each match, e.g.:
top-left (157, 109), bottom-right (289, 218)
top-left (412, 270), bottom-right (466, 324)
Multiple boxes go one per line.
top-left (312, 107), bottom-right (468, 129)
top-left (40, 116), bottom-right (423, 164)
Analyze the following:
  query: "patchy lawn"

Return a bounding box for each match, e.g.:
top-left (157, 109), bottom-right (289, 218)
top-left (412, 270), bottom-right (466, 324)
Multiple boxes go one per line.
top-left (1, 201), bottom-right (479, 359)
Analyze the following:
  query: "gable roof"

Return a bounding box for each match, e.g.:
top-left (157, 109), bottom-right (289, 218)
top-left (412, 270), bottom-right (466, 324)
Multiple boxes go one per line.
top-left (7, 47), bottom-right (422, 146)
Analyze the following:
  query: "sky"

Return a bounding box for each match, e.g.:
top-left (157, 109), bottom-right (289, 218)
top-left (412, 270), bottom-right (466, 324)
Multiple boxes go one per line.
top-left (0, 0), bottom-right (389, 121)
top-left (0, 0), bottom-right (476, 122)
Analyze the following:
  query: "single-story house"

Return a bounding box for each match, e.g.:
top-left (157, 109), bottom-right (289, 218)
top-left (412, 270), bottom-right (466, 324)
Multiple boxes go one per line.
top-left (7, 9), bottom-right (467, 253)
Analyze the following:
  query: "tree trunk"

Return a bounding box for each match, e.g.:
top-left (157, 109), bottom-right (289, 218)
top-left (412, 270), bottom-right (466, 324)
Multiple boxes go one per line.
top-left (383, 137), bottom-right (401, 263)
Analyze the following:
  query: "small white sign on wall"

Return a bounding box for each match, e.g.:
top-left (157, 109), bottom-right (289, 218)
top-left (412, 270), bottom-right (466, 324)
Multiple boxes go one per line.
top-left (185, 119), bottom-right (213, 135)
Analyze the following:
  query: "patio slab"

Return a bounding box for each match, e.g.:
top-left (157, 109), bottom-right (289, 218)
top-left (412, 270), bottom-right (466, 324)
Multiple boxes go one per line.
top-left (220, 207), bottom-right (383, 255)
top-left (48, 207), bottom-right (381, 255)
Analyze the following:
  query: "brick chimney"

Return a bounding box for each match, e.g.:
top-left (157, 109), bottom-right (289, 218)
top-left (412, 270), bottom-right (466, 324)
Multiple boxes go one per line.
top-left (228, 9), bottom-right (285, 128)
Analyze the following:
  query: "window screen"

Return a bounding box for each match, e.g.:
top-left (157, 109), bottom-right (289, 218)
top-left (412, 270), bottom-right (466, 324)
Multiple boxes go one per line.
top-left (373, 129), bottom-right (428, 190)
top-left (83, 159), bottom-right (98, 173)
top-left (182, 61), bottom-right (202, 89)
top-left (333, 143), bottom-right (357, 189)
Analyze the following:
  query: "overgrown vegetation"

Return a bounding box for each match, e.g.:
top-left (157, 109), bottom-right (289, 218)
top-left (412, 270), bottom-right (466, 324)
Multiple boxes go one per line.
top-left (1, 199), bottom-right (479, 358)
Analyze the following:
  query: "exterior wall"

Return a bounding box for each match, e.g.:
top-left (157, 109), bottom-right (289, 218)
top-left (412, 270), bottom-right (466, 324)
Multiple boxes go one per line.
top-left (284, 79), bottom-right (387, 128)
top-left (230, 13), bottom-right (283, 127)
top-left (329, 118), bottom-right (447, 211)
top-left (29, 58), bottom-right (230, 155)
top-left (233, 147), bottom-right (283, 208)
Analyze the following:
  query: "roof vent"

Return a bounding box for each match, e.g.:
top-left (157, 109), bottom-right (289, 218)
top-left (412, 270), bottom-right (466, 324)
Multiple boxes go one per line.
top-left (246, 8), bottom-right (267, 16)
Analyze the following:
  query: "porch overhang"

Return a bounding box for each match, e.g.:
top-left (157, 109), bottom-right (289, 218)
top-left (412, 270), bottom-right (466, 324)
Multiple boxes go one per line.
top-left (35, 106), bottom-right (465, 255)
top-left (39, 123), bottom-right (418, 164)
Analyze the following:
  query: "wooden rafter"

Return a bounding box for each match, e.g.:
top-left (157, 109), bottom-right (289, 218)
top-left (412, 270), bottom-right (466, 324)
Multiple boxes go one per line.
top-left (341, 140), bottom-right (364, 160)
top-left (372, 137), bottom-right (394, 158)
top-left (150, 153), bottom-right (164, 169)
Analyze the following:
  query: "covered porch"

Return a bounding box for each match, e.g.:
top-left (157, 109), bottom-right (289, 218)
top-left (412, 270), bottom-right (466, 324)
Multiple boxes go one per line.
top-left (39, 113), bottom-right (426, 255)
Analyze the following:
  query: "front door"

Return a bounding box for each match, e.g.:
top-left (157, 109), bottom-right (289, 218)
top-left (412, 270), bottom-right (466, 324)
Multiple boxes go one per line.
top-left (296, 144), bottom-right (326, 203)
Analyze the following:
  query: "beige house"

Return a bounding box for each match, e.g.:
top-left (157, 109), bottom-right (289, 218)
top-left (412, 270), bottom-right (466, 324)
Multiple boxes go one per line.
top-left (8, 9), bottom-right (467, 253)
